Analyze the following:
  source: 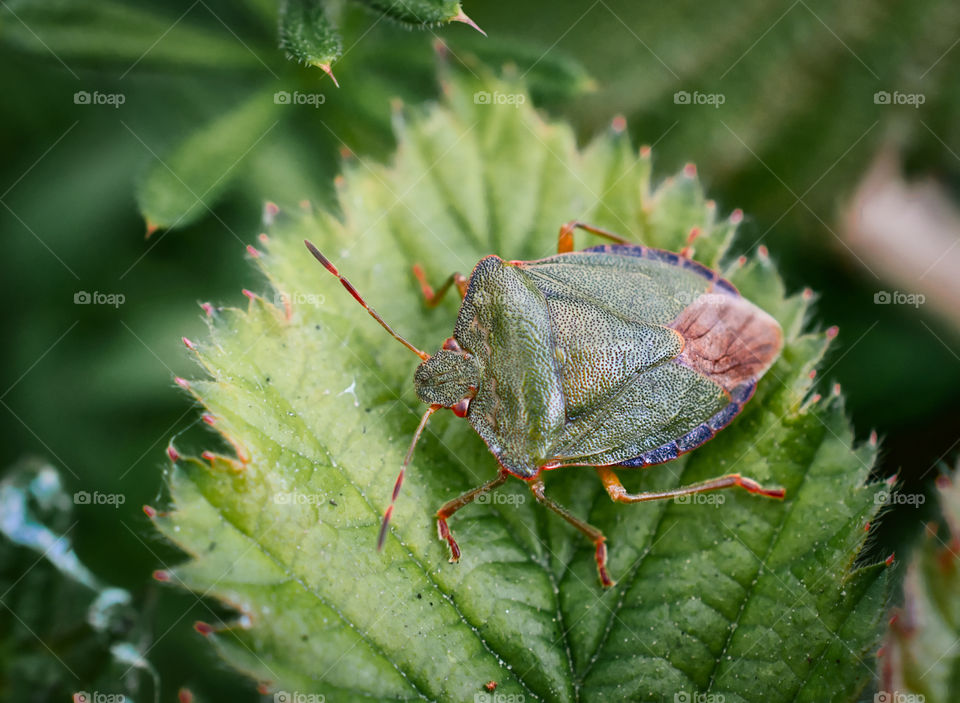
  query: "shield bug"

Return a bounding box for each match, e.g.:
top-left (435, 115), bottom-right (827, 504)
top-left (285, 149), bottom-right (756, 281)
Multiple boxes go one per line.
top-left (304, 221), bottom-right (785, 587)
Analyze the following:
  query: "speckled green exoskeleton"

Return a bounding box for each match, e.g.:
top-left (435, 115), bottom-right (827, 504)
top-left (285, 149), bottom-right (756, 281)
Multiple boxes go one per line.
top-left (305, 221), bottom-right (784, 587)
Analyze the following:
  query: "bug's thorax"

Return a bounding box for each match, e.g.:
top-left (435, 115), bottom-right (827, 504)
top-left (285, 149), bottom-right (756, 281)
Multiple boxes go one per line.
top-left (413, 337), bottom-right (480, 415)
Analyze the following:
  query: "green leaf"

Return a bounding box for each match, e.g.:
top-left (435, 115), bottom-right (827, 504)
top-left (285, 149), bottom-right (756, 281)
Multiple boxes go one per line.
top-left (0, 0), bottom-right (267, 68)
top-left (355, 0), bottom-right (469, 28)
top-left (279, 0), bottom-right (341, 72)
top-left (151, 71), bottom-right (889, 701)
top-left (135, 89), bottom-right (279, 232)
top-left (879, 470), bottom-right (960, 703)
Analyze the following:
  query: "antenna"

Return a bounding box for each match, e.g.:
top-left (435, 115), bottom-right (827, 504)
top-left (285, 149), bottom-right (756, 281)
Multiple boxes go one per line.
top-left (304, 240), bottom-right (429, 360)
top-left (377, 405), bottom-right (439, 550)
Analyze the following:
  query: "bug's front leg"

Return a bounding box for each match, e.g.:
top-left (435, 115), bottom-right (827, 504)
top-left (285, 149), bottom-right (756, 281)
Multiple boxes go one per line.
top-left (528, 477), bottom-right (615, 588)
top-left (436, 469), bottom-right (510, 562)
top-left (412, 264), bottom-right (468, 307)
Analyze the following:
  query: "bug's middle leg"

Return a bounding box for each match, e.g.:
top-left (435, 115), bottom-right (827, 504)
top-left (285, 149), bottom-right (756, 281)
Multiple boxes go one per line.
top-left (596, 466), bottom-right (786, 503)
top-left (529, 477), bottom-right (616, 588)
top-left (412, 264), bottom-right (468, 307)
top-left (436, 469), bottom-right (510, 562)
top-left (557, 221), bottom-right (630, 254)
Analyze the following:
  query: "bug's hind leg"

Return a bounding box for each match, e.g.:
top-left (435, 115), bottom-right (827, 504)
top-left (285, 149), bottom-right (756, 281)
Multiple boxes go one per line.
top-left (529, 477), bottom-right (615, 588)
top-left (412, 264), bottom-right (468, 307)
top-left (596, 466), bottom-right (786, 504)
top-left (557, 221), bottom-right (630, 254)
top-left (436, 469), bottom-right (510, 562)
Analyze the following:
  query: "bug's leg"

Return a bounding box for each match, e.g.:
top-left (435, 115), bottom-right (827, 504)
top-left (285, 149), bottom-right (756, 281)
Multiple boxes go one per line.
top-left (436, 469), bottom-right (510, 562)
top-left (596, 466), bottom-right (786, 503)
top-left (557, 221), bottom-right (631, 254)
top-left (412, 264), bottom-right (468, 307)
top-left (529, 477), bottom-right (616, 588)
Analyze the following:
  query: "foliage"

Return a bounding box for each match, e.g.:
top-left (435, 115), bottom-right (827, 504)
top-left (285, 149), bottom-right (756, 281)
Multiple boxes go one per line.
top-left (150, 71), bottom-right (891, 701)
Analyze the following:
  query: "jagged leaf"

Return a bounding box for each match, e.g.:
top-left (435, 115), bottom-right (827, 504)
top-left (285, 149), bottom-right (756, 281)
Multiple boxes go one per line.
top-left (879, 470), bottom-right (960, 703)
top-left (151, 71), bottom-right (889, 701)
top-left (135, 89), bottom-right (279, 232)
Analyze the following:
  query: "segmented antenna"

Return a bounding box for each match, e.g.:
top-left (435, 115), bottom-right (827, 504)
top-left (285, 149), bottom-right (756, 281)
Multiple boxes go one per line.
top-left (377, 405), bottom-right (439, 550)
top-left (304, 240), bottom-right (429, 360)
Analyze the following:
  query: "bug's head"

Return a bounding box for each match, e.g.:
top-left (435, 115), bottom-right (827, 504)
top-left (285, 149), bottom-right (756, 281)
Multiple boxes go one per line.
top-left (414, 348), bottom-right (480, 414)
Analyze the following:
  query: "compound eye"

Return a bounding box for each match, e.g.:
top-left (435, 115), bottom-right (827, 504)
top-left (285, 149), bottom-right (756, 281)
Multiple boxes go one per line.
top-left (450, 397), bottom-right (470, 418)
top-left (442, 337), bottom-right (462, 352)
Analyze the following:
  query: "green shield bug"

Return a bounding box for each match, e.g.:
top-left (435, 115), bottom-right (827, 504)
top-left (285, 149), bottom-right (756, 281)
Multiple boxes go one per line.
top-left (305, 221), bottom-right (785, 587)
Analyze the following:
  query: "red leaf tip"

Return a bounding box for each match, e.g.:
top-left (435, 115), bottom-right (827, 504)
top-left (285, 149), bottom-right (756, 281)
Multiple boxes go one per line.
top-left (451, 9), bottom-right (486, 36)
top-left (194, 621), bottom-right (214, 636)
top-left (317, 63), bottom-right (340, 87)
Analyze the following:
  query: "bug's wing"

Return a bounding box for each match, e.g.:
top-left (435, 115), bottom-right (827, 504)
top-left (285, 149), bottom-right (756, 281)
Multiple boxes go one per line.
top-left (547, 361), bottom-right (731, 467)
top-left (454, 257), bottom-right (566, 477)
top-left (520, 247), bottom-right (782, 468)
top-left (520, 247), bottom-right (725, 326)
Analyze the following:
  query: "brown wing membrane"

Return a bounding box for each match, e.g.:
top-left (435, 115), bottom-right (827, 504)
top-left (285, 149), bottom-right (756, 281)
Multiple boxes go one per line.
top-left (672, 293), bottom-right (782, 394)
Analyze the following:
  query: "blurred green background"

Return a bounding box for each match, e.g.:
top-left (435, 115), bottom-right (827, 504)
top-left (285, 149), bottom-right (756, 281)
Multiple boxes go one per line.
top-left (2, 0), bottom-right (959, 700)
